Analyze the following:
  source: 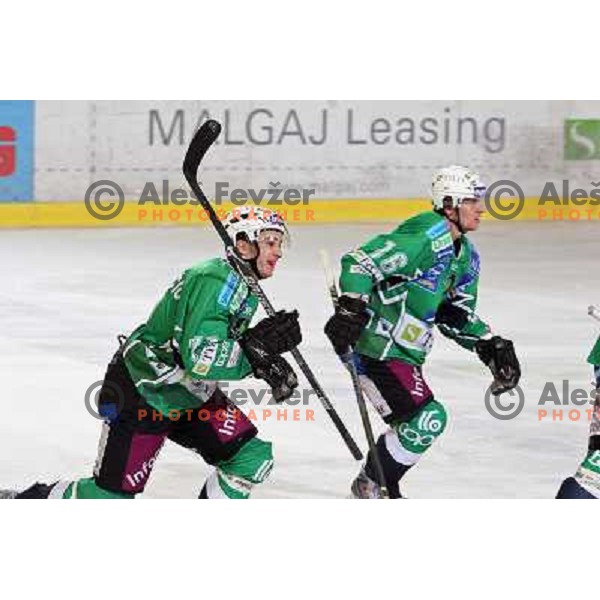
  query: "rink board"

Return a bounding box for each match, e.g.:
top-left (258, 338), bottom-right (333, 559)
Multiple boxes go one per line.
top-left (1, 196), bottom-right (599, 227)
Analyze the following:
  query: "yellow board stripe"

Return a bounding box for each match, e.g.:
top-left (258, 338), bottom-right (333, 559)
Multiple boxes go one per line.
top-left (0, 198), bottom-right (599, 227)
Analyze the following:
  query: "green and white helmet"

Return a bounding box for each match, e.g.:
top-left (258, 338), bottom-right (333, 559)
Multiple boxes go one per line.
top-left (431, 165), bottom-right (486, 209)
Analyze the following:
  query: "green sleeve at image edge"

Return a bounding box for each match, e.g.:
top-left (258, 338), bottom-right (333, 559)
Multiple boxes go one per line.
top-left (587, 336), bottom-right (600, 365)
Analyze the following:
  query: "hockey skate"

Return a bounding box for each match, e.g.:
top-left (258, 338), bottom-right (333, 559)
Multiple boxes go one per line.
top-left (350, 467), bottom-right (385, 499)
top-left (0, 482), bottom-right (59, 499)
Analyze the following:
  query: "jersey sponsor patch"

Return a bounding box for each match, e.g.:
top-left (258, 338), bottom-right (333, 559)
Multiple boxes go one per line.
top-left (425, 220), bottom-right (449, 240)
top-left (214, 341), bottom-right (233, 368)
top-left (431, 232), bottom-right (452, 254)
top-left (348, 249), bottom-right (384, 282)
top-left (190, 336), bottom-right (219, 376)
top-left (400, 323), bottom-right (423, 343)
top-left (380, 252), bottom-right (408, 275)
top-left (217, 272), bottom-right (239, 309)
top-left (393, 314), bottom-right (434, 353)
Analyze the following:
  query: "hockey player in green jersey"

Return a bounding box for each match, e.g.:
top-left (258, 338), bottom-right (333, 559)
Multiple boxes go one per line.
top-left (556, 333), bottom-right (600, 499)
top-left (324, 165), bottom-right (521, 498)
top-left (8, 207), bottom-right (302, 499)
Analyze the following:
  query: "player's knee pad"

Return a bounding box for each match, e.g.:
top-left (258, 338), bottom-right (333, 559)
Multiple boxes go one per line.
top-left (203, 438), bottom-right (274, 499)
top-left (388, 399), bottom-right (448, 465)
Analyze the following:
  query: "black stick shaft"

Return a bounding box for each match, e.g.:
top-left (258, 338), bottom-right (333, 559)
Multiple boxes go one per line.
top-left (183, 121), bottom-right (363, 461)
top-left (320, 250), bottom-right (389, 497)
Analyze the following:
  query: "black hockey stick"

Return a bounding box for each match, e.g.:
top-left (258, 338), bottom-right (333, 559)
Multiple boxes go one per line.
top-left (320, 250), bottom-right (389, 498)
top-left (183, 120), bottom-right (363, 461)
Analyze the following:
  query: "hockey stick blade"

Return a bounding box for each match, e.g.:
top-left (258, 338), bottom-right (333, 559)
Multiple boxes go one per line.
top-left (183, 120), bottom-right (222, 184)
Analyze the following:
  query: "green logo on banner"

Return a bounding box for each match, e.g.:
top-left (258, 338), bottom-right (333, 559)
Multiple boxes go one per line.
top-left (564, 119), bottom-right (600, 160)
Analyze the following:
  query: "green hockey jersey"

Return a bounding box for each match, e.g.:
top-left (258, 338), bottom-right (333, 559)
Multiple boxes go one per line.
top-left (339, 211), bottom-right (490, 366)
top-left (588, 336), bottom-right (600, 366)
top-left (122, 258), bottom-right (259, 414)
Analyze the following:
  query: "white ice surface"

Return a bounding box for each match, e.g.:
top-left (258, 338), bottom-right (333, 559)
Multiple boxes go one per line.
top-left (0, 221), bottom-right (598, 498)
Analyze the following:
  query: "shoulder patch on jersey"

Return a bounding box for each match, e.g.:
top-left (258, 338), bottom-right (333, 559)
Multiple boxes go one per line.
top-left (425, 220), bottom-right (449, 240)
top-left (217, 272), bottom-right (239, 308)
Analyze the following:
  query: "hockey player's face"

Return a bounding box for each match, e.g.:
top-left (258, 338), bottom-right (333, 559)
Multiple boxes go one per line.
top-left (255, 230), bottom-right (284, 278)
top-left (457, 198), bottom-right (485, 231)
top-left (236, 231), bottom-right (285, 278)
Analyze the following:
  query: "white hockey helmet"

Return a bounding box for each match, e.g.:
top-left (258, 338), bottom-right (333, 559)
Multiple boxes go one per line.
top-left (431, 165), bottom-right (486, 209)
top-left (224, 206), bottom-right (289, 245)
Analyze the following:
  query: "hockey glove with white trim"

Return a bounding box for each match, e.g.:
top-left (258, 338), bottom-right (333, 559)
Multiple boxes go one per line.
top-left (475, 336), bottom-right (521, 395)
top-left (324, 295), bottom-right (369, 355)
top-left (240, 336), bottom-right (299, 403)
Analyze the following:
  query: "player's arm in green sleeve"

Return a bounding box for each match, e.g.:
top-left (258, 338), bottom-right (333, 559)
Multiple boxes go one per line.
top-left (176, 273), bottom-right (253, 381)
top-left (436, 260), bottom-right (491, 352)
top-left (339, 230), bottom-right (427, 297)
top-left (588, 336), bottom-right (600, 367)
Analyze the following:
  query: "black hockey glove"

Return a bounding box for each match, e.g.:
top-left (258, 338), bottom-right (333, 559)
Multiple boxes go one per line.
top-left (243, 310), bottom-right (302, 356)
top-left (475, 336), bottom-right (521, 395)
top-left (241, 338), bottom-right (299, 403)
top-left (324, 295), bottom-right (370, 356)
top-left (435, 299), bottom-right (469, 330)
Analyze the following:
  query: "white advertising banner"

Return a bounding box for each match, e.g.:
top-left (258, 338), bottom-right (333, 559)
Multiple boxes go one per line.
top-left (32, 100), bottom-right (600, 202)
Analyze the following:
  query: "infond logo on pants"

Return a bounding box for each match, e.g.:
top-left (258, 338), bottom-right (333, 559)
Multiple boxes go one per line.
top-left (564, 119), bottom-right (600, 160)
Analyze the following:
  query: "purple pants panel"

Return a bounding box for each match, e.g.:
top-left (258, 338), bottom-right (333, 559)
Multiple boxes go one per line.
top-left (121, 433), bottom-right (166, 493)
top-left (386, 361), bottom-right (433, 409)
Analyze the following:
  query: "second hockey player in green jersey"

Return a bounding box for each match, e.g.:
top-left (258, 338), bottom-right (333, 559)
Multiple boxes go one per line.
top-left (325, 165), bottom-right (521, 498)
top-left (339, 209), bottom-right (489, 365)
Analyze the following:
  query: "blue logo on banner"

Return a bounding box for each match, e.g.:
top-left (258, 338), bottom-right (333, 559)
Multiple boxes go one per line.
top-left (0, 101), bottom-right (34, 202)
